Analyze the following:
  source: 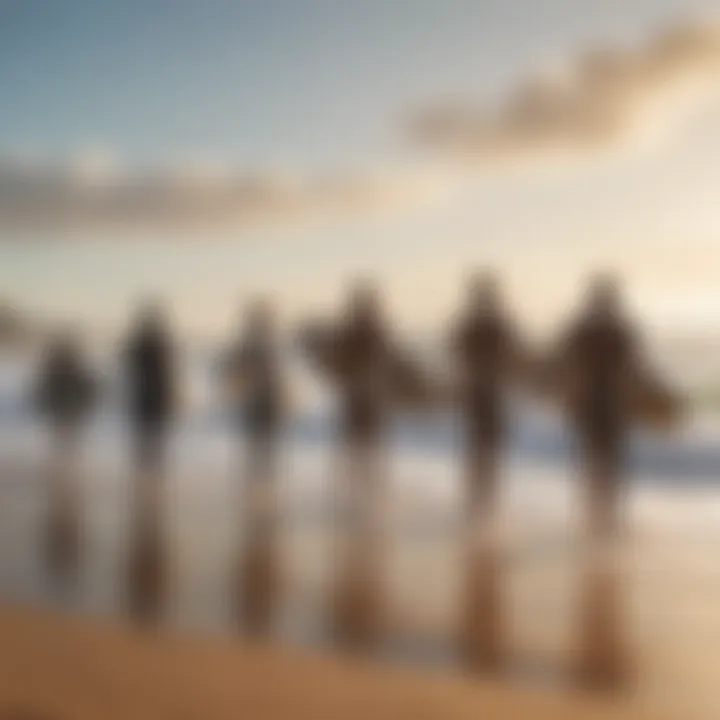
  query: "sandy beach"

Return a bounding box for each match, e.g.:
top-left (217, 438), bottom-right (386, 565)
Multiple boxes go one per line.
top-left (0, 602), bottom-right (665, 720)
top-left (2, 408), bottom-right (720, 719)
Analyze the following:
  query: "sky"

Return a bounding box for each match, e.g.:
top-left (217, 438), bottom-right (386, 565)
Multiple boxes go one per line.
top-left (1, 0), bottom-right (720, 338)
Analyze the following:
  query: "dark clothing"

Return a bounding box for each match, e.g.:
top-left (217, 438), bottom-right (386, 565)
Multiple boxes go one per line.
top-left (563, 317), bottom-right (635, 458)
top-left (35, 351), bottom-right (97, 427)
top-left (223, 335), bottom-right (283, 439)
top-left (452, 313), bottom-right (513, 446)
top-left (453, 313), bottom-right (509, 381)
top-left (560, 314), bottom-right (637, 538)
top-left (125, 329), bottom-right (175, 431)
top-left (451, 311), bottom-right (518, 520)
top-left (333, 317), bottom-right (390, 442)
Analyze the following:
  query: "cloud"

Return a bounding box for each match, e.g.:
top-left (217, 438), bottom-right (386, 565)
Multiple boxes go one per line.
top-left (408, 21), bottom-right (720, 162)
top-left (4, 20), bottom-right (720, 236)
top-left (0, 155), bottom-right (434, 235)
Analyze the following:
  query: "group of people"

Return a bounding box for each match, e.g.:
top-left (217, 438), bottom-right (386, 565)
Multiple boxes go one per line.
top-left (29, 271), bottom-right (681, 686)
top-left (35, 271), bottom-right (678, 524)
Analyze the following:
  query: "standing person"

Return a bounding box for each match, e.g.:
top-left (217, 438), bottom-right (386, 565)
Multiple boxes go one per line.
top-left (122, 301), bottom-right (177, 623)
top-left (220, 298), bottom-right (285, 633)
top-left (450, 272), bottom-right (526, 519)
top-left (449, 271), bottom-right (526, 670)
top-left (328, 280), bottom-right (393, 649)
top-left (221, 299), bottom-right (284, 479)
top-left (34, 329), bottom-right (98, 583)
top-left (338, 282), bottom-right (390, 442)
top-left (552, 273), bottom-right (678, 689)
top-left (124, 301), bottom-right (177, 476)
top-left (554, 275), bottom-right (641, 540)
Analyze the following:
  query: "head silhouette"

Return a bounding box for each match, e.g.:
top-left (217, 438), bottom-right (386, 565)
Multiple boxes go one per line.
top-left (245, 297), bottom-right (275, 336)
top-left (586, 272), bottom-right (622, 321)
top-left (467, 270), bottom-right (500, 316)
top-left (347, 279), bottom-right (381, 325)
top-left (48, 327), bottom-right (81, 362)
top-left (132, 299), bottom-right (168, 341)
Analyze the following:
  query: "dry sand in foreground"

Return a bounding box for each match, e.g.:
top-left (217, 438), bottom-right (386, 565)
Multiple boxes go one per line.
top-left (0, 603), bottom-right (664, 720)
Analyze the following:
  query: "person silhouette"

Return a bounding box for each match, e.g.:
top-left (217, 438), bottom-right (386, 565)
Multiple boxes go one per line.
top-left (554, 274), bottom-right (639, 539)
top-left (327, 280), bottom-right (393, 649)
top-left (449, 271), bottom-right (527, 670)
top-left (34, 329), bottom-right (98, 585)
top-left (122, 301), bottom-right (176, 623)
top-left (221, 299), bottom-right (284, 450)
top-left (333, 281), bottom-right (392, 447)
top-left (450, 272), bottom-right (527, 518)
top-left (126, 473), bottom-right (167, 623)
top-left (220, 298), bottom-right (284, 633)
top-left (123, 301), bottom-right (176, 476)
top-left (35, 330), bottom-right (98, 432)
top-left (551, 273), bottom-right (673, 689)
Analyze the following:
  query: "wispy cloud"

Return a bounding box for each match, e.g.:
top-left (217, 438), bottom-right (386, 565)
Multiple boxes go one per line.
top-left (3, 21), bottom-right (720, 236)
top-left (0, 155), bottom-right (436, 235)
top-left (408, 21), bottom-right (720, 162)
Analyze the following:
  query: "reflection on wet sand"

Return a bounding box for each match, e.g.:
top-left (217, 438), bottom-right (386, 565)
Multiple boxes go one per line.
top-left (235, 440), bottom-right (282, 635)
top-left (576, 546), bottom-right (631, 692)
top-left (457, 437), bottom-right (505, 672)
top-left (330, 448), bottom-right (385, 651)
top-left (28, 413), bottom-right (643, 700)
top-left (35, 439), bottom-right (635, 691)
top-left (44, 430), bottom-right (83, 588)
top-left (460, 533), bottom-right (504, 671)
top-left (125, 464), bottom-right (168, 624)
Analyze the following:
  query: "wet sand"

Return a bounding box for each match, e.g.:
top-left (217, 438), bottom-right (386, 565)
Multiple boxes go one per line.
top-left (0, 602), bottom-right (658, 720)
top-left (1, 418), bottom-right (719, 718)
